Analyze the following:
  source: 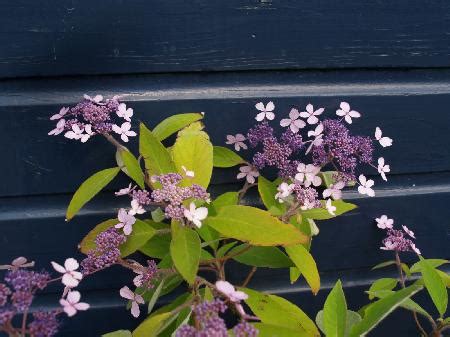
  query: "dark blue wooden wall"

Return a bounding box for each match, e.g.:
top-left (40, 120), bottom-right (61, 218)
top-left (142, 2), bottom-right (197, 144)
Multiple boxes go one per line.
top-left (1, 1), bottom-right (449, 336)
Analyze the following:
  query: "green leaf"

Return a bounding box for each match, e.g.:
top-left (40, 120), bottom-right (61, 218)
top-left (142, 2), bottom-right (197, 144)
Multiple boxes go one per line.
top-left (118, 149), bottom-right (145, 188)
top-left (200, 249), bottom-right (214, 260)
top-left (206, 205), bottom-right (308, 246)
top-left (367, 278), bottom-right (398, 300)
top-left (147, 278), bottom-right (165, 314)
top-left (258, 176), bottom-right (286, 216)
top-left (66, 167), bottom-right (120, 220)
top-left (133, 312), bottom-right (173, 337)
top-left (323, 280), bottom-right (347, 337)
top-left (243, 288), bottom-right (320, 336)
top-left (290, 267), bottom-right (302, 284)
top-left (212, 146), bottom-right (245, 168)
top-left (436, 269), bottom-right (450, 287)
top-left (216, 242), bottom-right (238, 258)
top-left (152, 113), bottom-right (203, 141)
top-left (301, 200), bottom-right (356, 220)
top-left (170, 224), bottom-right (201, 284)
top-left (120, 219), bottom-right (156, 257)
top-left (317, 310), bottom-right (362, 337)
top-left (410, 259), bottom-right (449, 273)
top-left (140, 232), bottom-right (171, 259)
top-left (252, 323), bottom-right (311, 337)
top-left (102, 330), bottom-right (132, 337)
top-left (151, 208), bottom-right (166, 222)
top-left (349, 284), bottom-right (422, 336)
top-left (372, 260), bottom-right (396, 270)
top-left (79, 219), bottom-right (118, 254)
top-left (419, 256), bottom-right (448, 316)
top-left (285, 244), bottom-right (320, 294)
top-left (208, 191), bottom-right (239, 217)
top-left (230, 245), bottom-right (293, 268)
top-left (139, 123), bottom-right (175, 177)
top-left (366, 289), bottom-right (432, 320)
top-left (172, 131), bottom-right (213, 188)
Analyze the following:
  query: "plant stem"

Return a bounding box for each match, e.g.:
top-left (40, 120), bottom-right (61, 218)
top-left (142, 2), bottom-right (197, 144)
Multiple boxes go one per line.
top-left (103, 133), bottom-right (126, 151)
top-left (241, 267), bottom-right (257, 287)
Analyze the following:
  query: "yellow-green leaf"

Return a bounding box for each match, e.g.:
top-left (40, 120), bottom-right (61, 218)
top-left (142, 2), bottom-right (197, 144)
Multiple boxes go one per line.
top-left (170, 224), bottom-right (201, 284)
top-left (152, 113), bottom-right (203, 141)
top-left (139, 123), bottom-right (175, 177)
top-left (243, 288), bottom-right (320, 336)
top-left (132, 312), bottom-right (172, 337)
top-left (120, 219), bottom-right (156, 257)
top-left (230, 245), bottom-right (293, 268)
top-left (79, 219), bottom-right (118, 254)
top-left (213, 146), bottom-right (245, 168)
top-left (252, 323), bottom-right (310, 337)
top-left (66, 167), bottom-right (120, 220)
top-left (419, 256), bottom-right (448, 316)
top-left (323, 280), bottom-right (347, 337)
top-left (118, 149), bottom-right (145, 188)
top-left (172, 132), bottom-right (213, 188)
top-left (258, 176), bottom-right (286, 216)
top-left (285, 244), bottom-right (320, 294)
top-left (301, 200), bottom-right (356, 220)
top-left (205, 205), bottom-right (308, 246)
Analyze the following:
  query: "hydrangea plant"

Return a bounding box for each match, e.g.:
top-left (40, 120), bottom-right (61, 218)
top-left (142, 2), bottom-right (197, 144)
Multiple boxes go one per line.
top-left (0, 96), bottom-right (448, 336)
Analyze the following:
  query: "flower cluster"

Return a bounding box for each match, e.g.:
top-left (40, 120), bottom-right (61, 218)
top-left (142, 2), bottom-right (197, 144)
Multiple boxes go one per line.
top-left (376, 215), bottom-right (421, 254)
top-left (48, 94), bottom-right (136, 143)
top-left (81, 228), bottom-right (126, 274)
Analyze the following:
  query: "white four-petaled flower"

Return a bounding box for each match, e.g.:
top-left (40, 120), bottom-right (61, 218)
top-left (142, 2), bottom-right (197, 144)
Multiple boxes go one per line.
top-left (377, 157), bottom-right (390, 181)
top-left (306, 123), bottom-right (324, 154)
top-left (116, 103), bottom-right (133, 122)
top-left (375, 215), bottom-right (394, 229)
top-left (237, 165), bottom-right (259, 184)
top-left (280, 108), bottom-right (306, 133)
top-left (120, 286), bottom-right (144, 318)
top-left (215, 281), bottom-right (248, 303)
top-left (181, 166), bottom-right (195, 178)
top-left (325, 199), bottom-right (336, 216)
top-left (64, 124), bottom-right (84, 140)
top-left (48, 119), bottom-right (66, 136)
top-left (255, 101), bottom-right (275, 121)
top-left (380, 240), bottom-right (397, 251)
top-left (275, 182), bottom-right (294, 203)
top-left (402, 225), bottom-right (416, 239)
top-left (80, 124), bottom-right (95, 143)
top-left (83, 94), bottom-right (103, 104)
top-left (225, 134), bottom-right (248, 151)
top-left (60, 291), bottom-right (90, 317)
top-left (129, 199), bottom-right (145, 216)
top-left (115, 183), bottom-right (134, 196)
top-left (0, 257), bottom-right (35, 271)
top-left (51, 258), bottom-right (83, 288)
top-left (50, 107), bottom-right (69, 120)
top-left (410, 243), bottom-right (421, 255)
top-left (336, 102), bottom-right (361, 124)
top-left (357, 174), bottom-right (375, 197)
top-left (184, 202), bottom-right (208, 228)
top-left (375, 127), bottom-right (393, 147)
top-left (323, 181), bottom-right (345, 200)
top-left (112, 122), bottom-right (137, 142)
top-left (295, 163), bottom-right (322, 187)
top-left (115, 208), bottom-right (136, 235)
top-left (300, 104), bottom-right (324, 125)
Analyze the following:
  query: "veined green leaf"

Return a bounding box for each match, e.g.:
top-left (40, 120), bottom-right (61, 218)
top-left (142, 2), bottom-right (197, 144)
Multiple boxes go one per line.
top-left (139, 123), bottom-right (175, 177)
top-left (147, 279), bottom-right (165, 314)
top-left (208, 192), bottom-right (239, 217)
top-left (118, 149), bottom-right (145, 188)
top-left (132, 312), bottom-right (172, 337)
top-left (290, 267), bottom-right (302, 284)
top-left (419, 256), bottom-right (448, 316)
top-left (323, 280), bottom-right (347, 337)
top-left (213, 146), bottom-right (245, 168)
top-left (140, 231), bottom-right (171, 259)
top-left (172, 131), bottom-right (213, 188)
top-left (216, 242), bottom-right (238, 258)
top-left (102, 330), bottom-right (132, 337)
top-left (285, 244), bottom-right (320, 294)
top-left (258, 176), bottom-right (286, 216)
top-left (152, 113), bottom-right (203, 141)
top-left (120, 219), bottom-right (156, 257)
top-left (367, 278), bottom-right (398, 300)
top-left (410, 259), bottom-right (449, 273)
top-left (372, 260), bottom-right (396, 270)
top-left (301, 200), bottom-right (356, 220)
top-left (170, 223), bottom-right (201, 284)
top-left (252, 323), bottom-right (311, 337)
top-left (316, 310), bottom-right (362, 337)
top-left (243, 288), bottom-right (320, 336)
top-left (66, 167), bottom-right (120, 220)
top-left (349, 284), bottom-right (422, 336)
top-left (205, 205), bottom-right (308, 246)
top-left (230, 245), bottom-right (293, 268)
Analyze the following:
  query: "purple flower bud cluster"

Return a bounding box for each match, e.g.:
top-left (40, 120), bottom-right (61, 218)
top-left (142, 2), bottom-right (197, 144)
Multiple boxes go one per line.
top-left (247, 121), bottom-right (305, 179)
top-left (81, 228), bottom-right (126, 275)
top-left (151, 173), bottom-right (210, 220)
top-left (291, 183), bottom-right (321, 210)
top-left (0, 284), bottom-right (11, 306)
top-left (176, 300), bottom-right (228, 337)
top-left (381, 229), bottom-right (415, 253)
top-left (133, 260), bottom-right (158, 289)
top-left (233, 321), bottom-right (259, 337)
top-left (28, 311), bottom-right (60, 337)
top-left (131, 189), bottom-right (152, 206)
top-left (312, 119), bottom-right (374, 181)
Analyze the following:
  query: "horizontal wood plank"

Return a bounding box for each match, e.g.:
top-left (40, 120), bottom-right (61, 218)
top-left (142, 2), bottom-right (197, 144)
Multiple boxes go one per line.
top-left (1, 0), bottom-right (450, 78)
top-left (1, 70), bottom-right (450, 196)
